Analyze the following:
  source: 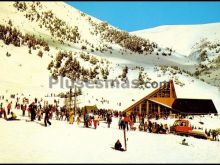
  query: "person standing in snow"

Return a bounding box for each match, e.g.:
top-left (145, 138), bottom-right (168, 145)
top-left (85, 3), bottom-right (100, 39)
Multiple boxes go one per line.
top-left (148, 120), bottom-right (153, 133)
top-left (121, 115), bottom-right (126, 130)
top-left (0, 103), bottom-right (3, 118)
top-left (143, 115), bottom-right (148, 131)
top-left (129, 119), bottom-right (137, 131)
top-left (107, 113), bottom-right (112, 128)
top-left (36, 108), bottom-right (42, 121)
top-left (124, 114), bottom-right (130, 131)
top-left (212, 130), bottom-right (217, 141)
top-left (93, 113), bottom-right (99, 129)
top-left (29, 102), bottom-right (37, 121)
top-left (44, 107), bottom-right (52, 127)
top-left (76, 115), bottom-right (81, 125)
top-left (133, 113), bottom-right (136, 123)
top-left (60, 107), bottom-right (66, 121)
top-left (55, 106), bottom-right (60, 120)
top-left (118, 116), bottom-right (122, 129)
top-left (88, 115), bottom-right (93, 127)
top-left (69, 110), bottom-right (74, 124)
top-left (65, 109), bottom-right (69, 121)
top-left (22, 104), bottom-right (27, 117)
top-left (84, 110), bottom-right (89, 128)
top-left (7, 101), bottom-right (12, 116)
top-left (0, 103), bottom-right (7, 119)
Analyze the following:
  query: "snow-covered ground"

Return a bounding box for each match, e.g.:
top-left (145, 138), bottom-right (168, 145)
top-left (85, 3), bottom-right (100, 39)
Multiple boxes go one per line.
top-left (0, 110), bottom-right (220, 163)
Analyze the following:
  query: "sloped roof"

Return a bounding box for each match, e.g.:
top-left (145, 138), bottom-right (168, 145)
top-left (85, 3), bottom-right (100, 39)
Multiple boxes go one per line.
top-left (172, 98), bottom-right (218, 114)
top-left (149, 97), bottom-right (175, 108)
top-left (124, 80), bottom-right (218, 115)
top-left (83, 105), bottom-right (98, 110)
top-left (124, 80), bottom-right (176, 112)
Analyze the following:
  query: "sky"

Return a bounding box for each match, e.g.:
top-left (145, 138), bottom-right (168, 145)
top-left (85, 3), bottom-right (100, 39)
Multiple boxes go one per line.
top-left (66, 1), bottom-right (220, 32)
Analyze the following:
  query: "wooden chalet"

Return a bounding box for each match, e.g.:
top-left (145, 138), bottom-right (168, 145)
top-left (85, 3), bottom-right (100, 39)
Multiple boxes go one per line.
top-left (124, 80), bottom-right (217, 118)
top-left (82, 105), bottom-right (98, 113)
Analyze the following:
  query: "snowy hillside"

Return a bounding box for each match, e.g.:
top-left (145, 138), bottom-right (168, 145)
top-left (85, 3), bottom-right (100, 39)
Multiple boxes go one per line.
top-left (0, 2), bottom-right (220, 112)
top-left (132, 23), bottom-right (220, 56)
top-left (132, 23), bottom-right (220, 93)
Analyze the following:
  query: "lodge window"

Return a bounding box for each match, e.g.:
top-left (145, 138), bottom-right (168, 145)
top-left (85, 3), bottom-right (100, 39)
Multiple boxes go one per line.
top-left (148, 101), bottom-right (158, 116)
top-left (148, 101), bottom-right (171, 118)
top-left (141, 103), bottom-right (146, 116)
top-left (152, 83), bottom-right (170, 98)
top-left (160, 106), bottom-right (171, 117)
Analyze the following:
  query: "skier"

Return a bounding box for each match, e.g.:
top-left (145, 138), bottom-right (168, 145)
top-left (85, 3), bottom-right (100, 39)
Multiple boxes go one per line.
top-left (69, 110), bottom-right (74, 124)
top-left (93, 114), bottom-right (99, 129)
top-left (129, 119), bottom-right (136, 131)
top-left (76, 115), bottom-right (81, 125)
top-left (22, 104), bottom-right (27, 117)
top-left (212, 130), bottom-right (217, 141)
top-left (143, 115), bottom-right (148, 131)
top-left (84, 110), bottom-right (89, 128)
top-left (7, 102), bottom-right (12, 115)
top-left (44, 107), bottom-right (52, 127)
top-left (124, 114), bottom-right (130, 131)
top-left (55, 106), bottom-right (60, 120)
top-left (36, 108), bottom-right (42, 121)
top-left (60, 108), bottom-right (65, 121)
top-left (29, 102), bottom-right (37, 121)
top-left (118, 116), bottom-right (122, 129)
top-left (107, 113), bottom-right (112, 128)
top-left (148, 120), bottom-right (153, 133)
top-left (0, 104), bottom-right (7, 119)
top-left (0, 103), bottom-right (2, 118)
top-left (88, 116), bottom-right (93, 127)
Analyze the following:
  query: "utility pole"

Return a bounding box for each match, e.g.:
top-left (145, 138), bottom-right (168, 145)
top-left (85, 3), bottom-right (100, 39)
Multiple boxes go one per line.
top-left (69, 87), bottom-right (72, 112)
top-left (66, 86), bottom-right (81, 115)
top-left (74, 86), bottom-right (77, 115)
top-left (123, 127), bottom-right (127, 151)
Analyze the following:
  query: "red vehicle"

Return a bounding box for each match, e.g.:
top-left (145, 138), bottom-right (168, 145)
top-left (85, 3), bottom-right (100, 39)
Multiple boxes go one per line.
top-left (170, 119), bottom-right (208, 139)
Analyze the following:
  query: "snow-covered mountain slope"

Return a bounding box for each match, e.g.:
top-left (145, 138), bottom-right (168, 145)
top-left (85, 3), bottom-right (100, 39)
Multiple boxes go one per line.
top-left (0, 2), bottom-right (220, 112)
top-left (131, 23), bottom-right (220, 56)
top-left (132, 23), bottom-right (220, 91)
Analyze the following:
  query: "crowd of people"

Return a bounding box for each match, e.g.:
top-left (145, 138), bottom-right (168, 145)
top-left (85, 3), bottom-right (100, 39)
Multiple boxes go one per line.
top-left (0, 96), bottom-right (54, 127)
top-left (117, 113), bottom-right (169, 134)
top-left (0, 95), bottom-right (115, 129)
top-left (0, 94), bottom-right (219, 142)
top-left (205, 129), bottom-right (219, 141)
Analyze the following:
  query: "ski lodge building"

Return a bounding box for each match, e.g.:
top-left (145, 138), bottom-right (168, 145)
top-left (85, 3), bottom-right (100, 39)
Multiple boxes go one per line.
top-left (123, 80), bottom-right (217, 118)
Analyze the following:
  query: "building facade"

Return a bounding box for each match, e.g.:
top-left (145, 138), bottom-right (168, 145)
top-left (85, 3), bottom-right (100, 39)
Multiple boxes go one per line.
top-left (124, 80), bottom-right (217, 118)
